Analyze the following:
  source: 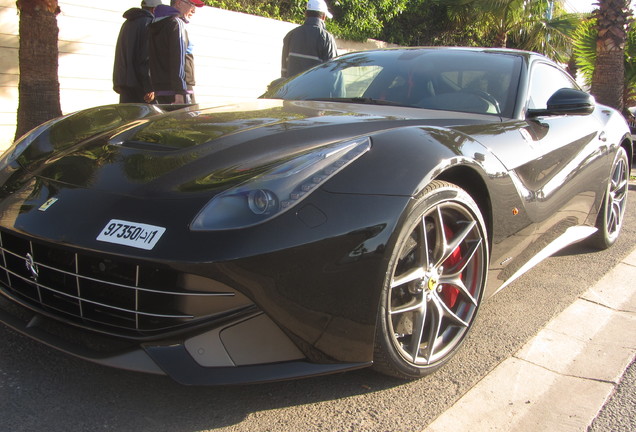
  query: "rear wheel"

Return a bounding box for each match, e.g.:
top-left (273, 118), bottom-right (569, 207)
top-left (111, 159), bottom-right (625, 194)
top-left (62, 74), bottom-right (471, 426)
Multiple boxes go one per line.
top-left (373, 181), bottom-right (488, 379)
top-left (589, 146), bottom-right (629, 250)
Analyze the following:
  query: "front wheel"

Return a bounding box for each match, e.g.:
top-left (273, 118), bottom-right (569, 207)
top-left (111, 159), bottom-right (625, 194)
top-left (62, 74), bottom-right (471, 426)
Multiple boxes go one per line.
top-left (589, 146), bottom-right (629, 250)
top-left (373, 181), bottom-right (489, 379)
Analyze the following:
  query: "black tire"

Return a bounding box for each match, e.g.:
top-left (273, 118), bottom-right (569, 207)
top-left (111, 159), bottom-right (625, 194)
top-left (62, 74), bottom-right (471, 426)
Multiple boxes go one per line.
top-left (373, 180), bottom-right (489, 379)
top-left (589, 146), bottom-right (629, 250)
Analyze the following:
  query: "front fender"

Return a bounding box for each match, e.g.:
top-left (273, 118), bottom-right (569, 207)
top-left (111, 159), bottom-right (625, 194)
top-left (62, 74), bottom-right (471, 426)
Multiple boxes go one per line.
top-left (324, 126), bottom-right (504, 197)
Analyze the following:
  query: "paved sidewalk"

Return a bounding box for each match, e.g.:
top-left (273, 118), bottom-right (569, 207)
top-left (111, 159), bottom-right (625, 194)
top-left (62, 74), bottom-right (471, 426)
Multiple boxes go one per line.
top-left (425, 248), bottom-right (636, 432)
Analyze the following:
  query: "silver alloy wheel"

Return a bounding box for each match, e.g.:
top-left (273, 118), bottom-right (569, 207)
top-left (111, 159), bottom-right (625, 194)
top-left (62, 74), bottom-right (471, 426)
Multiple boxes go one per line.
top-left (605, 148), bottom-right (629, 241)
top-left (590, 146), bottom-right (629, 250)
top-left (385, 182), bottom-right (487, 369)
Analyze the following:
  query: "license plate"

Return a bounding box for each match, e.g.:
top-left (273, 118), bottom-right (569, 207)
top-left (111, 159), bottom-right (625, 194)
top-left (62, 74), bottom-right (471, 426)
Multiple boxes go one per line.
top-left (97, 219), bottom-right (166, 250)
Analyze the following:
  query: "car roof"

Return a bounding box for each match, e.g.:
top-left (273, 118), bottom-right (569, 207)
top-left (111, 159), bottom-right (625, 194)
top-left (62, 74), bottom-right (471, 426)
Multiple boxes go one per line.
top-left (341, 46), bottom-right (540, 62)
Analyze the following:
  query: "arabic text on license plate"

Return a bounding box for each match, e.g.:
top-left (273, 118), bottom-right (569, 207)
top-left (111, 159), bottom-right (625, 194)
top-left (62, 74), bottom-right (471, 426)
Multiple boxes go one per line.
top-left (97, 220), bottom-right (166, 250)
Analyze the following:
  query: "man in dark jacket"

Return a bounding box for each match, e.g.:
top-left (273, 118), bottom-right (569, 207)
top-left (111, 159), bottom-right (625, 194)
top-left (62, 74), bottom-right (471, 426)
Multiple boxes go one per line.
top-left (281, 0), bottom-right (338, 78)
top-left (148, 0), bottom-right (204, 104)
top-left (113, 0), bottom-right (162, 103)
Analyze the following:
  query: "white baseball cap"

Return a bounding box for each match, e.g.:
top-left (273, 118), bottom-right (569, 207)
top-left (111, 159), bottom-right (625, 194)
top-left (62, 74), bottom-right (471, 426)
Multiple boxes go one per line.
top-left (307, 0), bottom-right (333, 19)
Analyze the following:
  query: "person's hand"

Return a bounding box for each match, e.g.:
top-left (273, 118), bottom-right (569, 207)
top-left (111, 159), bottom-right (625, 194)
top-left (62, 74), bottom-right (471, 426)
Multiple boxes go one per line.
top-left (174, 94), bottom-right (186, 104)
top-left (144, 92), bottom-right (155, 103)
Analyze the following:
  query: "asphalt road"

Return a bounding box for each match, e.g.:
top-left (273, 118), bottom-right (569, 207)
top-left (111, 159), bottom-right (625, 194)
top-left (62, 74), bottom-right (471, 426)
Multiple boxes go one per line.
top-left (1, 182), bottom-right (635, 432)
top-left (590, 357), bottom-right (636, 432)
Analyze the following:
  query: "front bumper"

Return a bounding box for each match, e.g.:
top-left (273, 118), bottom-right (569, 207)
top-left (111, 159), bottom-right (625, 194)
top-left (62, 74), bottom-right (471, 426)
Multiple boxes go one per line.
top-left (0, 294), bottom-right (370, 385)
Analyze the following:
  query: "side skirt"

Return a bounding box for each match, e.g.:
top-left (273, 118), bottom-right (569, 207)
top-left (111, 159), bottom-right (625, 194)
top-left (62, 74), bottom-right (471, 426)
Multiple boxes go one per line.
top-left (493, 226), bottom-right (597, 296)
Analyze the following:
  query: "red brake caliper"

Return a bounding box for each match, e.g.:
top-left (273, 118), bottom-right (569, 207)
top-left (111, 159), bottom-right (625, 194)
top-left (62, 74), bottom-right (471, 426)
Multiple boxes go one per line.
top-left (441, 225), bottom-right (461, 308)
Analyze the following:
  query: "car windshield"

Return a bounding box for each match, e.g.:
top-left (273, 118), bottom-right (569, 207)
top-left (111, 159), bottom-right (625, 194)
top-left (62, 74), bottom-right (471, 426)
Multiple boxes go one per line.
top-left (264, 49), bottom-right (523, 118)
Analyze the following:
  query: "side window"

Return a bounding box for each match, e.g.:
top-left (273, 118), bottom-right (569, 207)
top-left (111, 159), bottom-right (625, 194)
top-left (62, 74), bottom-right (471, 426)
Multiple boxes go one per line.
top-left (527, 63), bottom-right (577, 110)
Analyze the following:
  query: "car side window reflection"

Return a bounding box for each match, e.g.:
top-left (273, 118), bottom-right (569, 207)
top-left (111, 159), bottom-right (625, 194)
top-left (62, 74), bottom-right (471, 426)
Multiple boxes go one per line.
top-left (341, 66), bottom-right (383, 97)
top-left (527, 63), bottom-right (577, 110)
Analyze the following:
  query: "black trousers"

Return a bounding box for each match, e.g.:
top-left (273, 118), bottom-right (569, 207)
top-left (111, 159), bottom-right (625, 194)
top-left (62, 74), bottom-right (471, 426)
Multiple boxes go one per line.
top-left (156, 94), bottom-right (194, 104)
top-left (118, 87), bottom-right (146, 104)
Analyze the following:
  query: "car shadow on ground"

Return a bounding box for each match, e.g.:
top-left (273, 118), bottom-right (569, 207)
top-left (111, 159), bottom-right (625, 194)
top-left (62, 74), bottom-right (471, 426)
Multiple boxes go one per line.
top-left (0, 326), bottom-right (417, 431)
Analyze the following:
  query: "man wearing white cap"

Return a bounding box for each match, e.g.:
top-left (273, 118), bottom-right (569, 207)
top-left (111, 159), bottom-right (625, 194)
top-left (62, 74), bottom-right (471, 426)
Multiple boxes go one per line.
top-left (113, 0), bottom-right (163, 103)
top-left (281, 0), bottom-right (338, 78)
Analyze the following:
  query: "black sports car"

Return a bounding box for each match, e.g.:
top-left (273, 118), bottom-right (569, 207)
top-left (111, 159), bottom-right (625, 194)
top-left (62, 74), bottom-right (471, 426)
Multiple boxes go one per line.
top-left (0, 48), bottom-right (631, 385)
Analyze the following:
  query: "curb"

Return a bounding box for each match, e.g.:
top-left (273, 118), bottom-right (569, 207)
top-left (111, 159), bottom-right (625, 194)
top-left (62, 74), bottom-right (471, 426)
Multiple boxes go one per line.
top-left (425, 248), bottom-right (636, 432)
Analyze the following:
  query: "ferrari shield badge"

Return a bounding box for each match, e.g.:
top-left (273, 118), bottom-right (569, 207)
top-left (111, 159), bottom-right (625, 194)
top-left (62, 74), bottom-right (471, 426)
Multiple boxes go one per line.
top-left (38, 198), bottom-right (58, 212)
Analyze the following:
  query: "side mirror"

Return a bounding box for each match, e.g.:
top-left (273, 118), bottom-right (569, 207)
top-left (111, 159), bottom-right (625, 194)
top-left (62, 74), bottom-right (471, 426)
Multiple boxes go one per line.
top-left (527, 88), bottom-right (595, 117)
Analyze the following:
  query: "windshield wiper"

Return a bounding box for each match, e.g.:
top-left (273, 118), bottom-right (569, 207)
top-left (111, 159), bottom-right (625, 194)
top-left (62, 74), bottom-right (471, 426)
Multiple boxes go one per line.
top-left (307, 97), bottom-right (414, 107)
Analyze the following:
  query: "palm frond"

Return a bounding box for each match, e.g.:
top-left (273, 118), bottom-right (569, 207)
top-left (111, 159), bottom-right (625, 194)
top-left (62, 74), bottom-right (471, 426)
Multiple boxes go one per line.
top-left (624, 28), bottom-right (636, 106)
top-left (573, 19), bottom-right (597, 88)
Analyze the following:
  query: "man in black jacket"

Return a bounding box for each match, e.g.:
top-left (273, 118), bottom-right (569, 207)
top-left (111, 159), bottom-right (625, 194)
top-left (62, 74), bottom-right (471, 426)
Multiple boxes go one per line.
top-left (148, 0), bottom-right (204, 104)
top-left (281, 0), bottom-right (338, 78)
top-left (113, 0), bottom-right (162, 103)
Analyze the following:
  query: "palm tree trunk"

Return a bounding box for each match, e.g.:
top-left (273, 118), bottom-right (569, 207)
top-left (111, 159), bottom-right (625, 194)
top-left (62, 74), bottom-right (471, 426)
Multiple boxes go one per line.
top-left (590, 0), bottom-right (630, 111)
top-left (15, 0), bottom-right (62, 140)
top-left (493, 30), bottom-right (507, 48)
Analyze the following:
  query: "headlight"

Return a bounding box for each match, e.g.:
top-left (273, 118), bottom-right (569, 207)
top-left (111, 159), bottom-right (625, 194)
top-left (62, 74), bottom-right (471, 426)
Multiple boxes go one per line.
top-left (190, 136), bottom-right (371, 231)
top-left (0, 115), bottom-right (71, 171)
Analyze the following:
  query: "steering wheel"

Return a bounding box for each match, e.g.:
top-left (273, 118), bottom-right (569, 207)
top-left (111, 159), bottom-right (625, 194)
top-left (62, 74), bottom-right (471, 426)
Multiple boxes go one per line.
top-left (462, 90), bottom-right (501, 115)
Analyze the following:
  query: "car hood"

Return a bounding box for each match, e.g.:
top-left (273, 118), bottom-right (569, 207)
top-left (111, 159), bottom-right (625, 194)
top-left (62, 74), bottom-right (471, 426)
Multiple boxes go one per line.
top-left (13, 99), bottom-right (496, 198)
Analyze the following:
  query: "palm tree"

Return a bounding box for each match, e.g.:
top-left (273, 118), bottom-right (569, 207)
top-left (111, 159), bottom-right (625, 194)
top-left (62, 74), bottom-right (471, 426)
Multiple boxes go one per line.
top-left (590, 0), bottom-right (631, 111)
top-left (434, 0), bottom-right (582, 62)
top-left (574, 17), bottom-right (636, 108)
top-left (15, 0), bottom-right (62, 140)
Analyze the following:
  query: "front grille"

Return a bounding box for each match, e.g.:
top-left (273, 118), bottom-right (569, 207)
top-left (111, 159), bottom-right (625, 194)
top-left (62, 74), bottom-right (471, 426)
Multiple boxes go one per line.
top-left (0, 229), bottom-right (246, 336)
